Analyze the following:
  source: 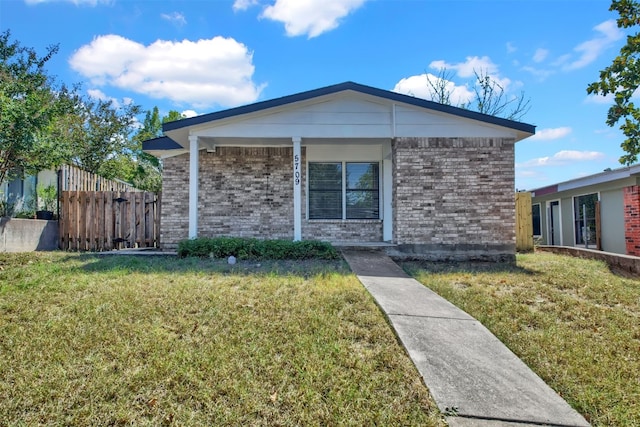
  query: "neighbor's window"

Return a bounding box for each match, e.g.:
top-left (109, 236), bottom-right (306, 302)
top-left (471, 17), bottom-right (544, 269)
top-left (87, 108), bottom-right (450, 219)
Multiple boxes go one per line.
top-left (308, 162), bottom-right (380, 220)
top-left (532, 203), bottom-right (541, 236)
top-left (573, 193), bottom-right (598, 245)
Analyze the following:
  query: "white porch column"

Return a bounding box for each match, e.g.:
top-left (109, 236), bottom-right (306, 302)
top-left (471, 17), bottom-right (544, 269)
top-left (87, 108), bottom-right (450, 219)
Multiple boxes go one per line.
top-left (293, 137), bottom-right (302, 241)
top-left (188, 135), bottom-right (199, 239)
top-left (382, 140), bottom-right (393, 242)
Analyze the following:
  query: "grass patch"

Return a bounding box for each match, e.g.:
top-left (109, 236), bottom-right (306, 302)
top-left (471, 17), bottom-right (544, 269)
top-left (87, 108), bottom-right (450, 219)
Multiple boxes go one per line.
top-left (402, 252), bottom-right (640, 427)
top-left (0, 252), bottom-right (444, 426)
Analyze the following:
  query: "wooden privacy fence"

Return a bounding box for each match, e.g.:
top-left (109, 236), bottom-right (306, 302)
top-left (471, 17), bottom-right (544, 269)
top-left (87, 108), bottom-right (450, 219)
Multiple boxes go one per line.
top-left (515, 192), bottom-right (534, 252)
top-left (59, 164), bottom-right (140, 192)
top-left (59, 191), bottom-right (160, 251)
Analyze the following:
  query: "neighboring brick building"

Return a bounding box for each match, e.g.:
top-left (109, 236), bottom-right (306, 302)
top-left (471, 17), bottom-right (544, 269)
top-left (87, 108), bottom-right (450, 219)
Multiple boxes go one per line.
top-left (531, 163), bottom-right (640, 256)
top-left (144, 82), bottom-right (535, 261)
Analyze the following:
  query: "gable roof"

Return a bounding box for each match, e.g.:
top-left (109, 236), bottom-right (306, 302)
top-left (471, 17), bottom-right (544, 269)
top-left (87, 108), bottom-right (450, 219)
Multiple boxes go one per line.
top-left (163, 81), bottom-right (535, 134)
top-left (143, 81), bottom-right (536, 157)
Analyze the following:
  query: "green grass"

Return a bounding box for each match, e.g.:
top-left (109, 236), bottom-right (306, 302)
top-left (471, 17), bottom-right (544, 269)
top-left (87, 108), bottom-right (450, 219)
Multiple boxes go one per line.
top-left (0, 252), bottom-right (444, 426)
top-left (402, 252), bottom-right (640, 427)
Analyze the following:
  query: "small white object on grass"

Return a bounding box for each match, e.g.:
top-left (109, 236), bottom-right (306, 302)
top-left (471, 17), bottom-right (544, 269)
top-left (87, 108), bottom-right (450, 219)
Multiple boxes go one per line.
top-left (228, 256), bottom-right (237, 265)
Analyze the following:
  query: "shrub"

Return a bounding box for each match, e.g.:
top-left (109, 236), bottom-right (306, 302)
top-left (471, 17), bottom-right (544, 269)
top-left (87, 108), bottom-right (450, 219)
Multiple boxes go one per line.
top-left (177, 237), bottom-right (339, 260)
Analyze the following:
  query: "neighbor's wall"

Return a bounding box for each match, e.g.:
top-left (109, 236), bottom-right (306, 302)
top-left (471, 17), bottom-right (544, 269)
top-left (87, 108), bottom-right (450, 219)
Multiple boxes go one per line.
top-left (390, 137), bottom-right (516, 261)
top-left (624, 185), bottom-right (640, 256)
top-left (0, 218), bottom-right (59, 252)
top-left (600, 189), bottom-right (625, 254)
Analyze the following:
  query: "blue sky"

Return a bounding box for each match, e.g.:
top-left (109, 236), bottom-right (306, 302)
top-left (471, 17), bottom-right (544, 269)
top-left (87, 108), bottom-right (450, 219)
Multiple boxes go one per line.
top-left (0, 0), bottom-right (633, 191)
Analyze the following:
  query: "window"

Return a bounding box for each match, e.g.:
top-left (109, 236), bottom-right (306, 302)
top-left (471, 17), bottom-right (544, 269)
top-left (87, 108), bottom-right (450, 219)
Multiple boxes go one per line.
top-left (532, 203), bottom-right (541, 236)
top-left (573, 193), bottom-right (598, 245)
top-left (308, 163), bottom-right (342, 219)
top-left (308, 162), bottom-right (379, 220)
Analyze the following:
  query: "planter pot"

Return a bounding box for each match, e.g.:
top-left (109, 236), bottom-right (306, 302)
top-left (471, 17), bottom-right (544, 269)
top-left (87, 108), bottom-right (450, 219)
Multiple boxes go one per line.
top-left (36, 210), bottom-right (54, 220)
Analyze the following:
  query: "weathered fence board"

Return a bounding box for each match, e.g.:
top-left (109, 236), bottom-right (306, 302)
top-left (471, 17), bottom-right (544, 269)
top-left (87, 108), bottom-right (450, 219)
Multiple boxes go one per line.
top-left (59, 191), bottom-right (159, 251)
top-left (59, 164), bottom-right (139, 192)
top-left (515, 192), bottom-right (534, 252)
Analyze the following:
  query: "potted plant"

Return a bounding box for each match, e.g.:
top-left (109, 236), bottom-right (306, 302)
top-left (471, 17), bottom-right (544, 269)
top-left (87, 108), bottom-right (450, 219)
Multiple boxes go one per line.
top-left (36, 184), bottom-right (57, 220)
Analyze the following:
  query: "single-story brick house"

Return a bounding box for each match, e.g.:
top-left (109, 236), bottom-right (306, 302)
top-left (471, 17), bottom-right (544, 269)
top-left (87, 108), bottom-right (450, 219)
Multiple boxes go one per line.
top-left (143, 82), bottom-right (535, 261)
top-left (531, 163), bottom-right (640, 256)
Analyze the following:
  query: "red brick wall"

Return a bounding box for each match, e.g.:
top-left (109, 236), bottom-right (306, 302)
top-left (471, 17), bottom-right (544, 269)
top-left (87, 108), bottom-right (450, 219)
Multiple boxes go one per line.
top-left (624, 185), bottom-right (640, 256)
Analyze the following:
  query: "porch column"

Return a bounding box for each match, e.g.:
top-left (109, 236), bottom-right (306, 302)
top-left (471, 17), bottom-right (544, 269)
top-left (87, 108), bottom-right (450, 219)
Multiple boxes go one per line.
top-left (382, 140), bottom-right (393, 242)
top-left (293, 137), bottom-right (302, 241)
top-left (189, 135), bottom-right (199, 239)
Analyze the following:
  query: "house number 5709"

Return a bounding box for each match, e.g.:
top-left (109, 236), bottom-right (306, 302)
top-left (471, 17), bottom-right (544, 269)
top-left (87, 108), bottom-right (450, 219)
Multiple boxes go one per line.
top-left (294, 154), bottom-right (300, 186)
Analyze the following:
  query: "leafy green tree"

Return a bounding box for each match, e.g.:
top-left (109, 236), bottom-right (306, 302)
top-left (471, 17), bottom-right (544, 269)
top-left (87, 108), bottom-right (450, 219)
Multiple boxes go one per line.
top-left (126, 107), bottom-right (186, 192)
top-left (587, 0), bottom-right (640, 165)
top-left (70, 98), bottom-right (141, 178)
top-left (1, 30), bottom-right (143, 188)
top-left (0, 30), bottom-right (71, 183)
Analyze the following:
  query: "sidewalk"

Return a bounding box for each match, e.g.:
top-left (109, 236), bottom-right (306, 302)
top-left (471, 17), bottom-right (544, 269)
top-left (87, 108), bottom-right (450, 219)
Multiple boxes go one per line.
top-left (341, 249), bottom-right (590, 427)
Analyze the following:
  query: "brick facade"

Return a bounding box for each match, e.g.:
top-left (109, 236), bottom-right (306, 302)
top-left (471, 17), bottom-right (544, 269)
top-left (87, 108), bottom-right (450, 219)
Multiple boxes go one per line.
top-left (390, 137), bottom-right (516, 261)
top-left (160, 146), bottom-right (381, 249)
top-left (198, 147), bottom-right (295, 241)
top-left (160, 137), bottom-right (518, 260)
top-left (160, 155), bottom-right (189, 249)
top-left (624, 185), bottom-right (640, 256)
top-left (302, 220), bottom-right (383, 242)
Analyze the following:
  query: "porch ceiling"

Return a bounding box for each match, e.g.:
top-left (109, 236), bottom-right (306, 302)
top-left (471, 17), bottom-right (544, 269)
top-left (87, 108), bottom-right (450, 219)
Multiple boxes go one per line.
top-left (197, 136), bottom-right (390, 148)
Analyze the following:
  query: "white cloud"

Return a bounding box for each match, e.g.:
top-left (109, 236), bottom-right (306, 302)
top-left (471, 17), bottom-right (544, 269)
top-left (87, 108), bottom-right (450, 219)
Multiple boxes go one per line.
top-left (528, 127), bottom-right (572, 141)
top-left (161, 12), bottom-right (186, 27)
top-left (70, 34), bottom-right (265, 109)
top-left (517, 150), bottom-right (605, 168)
top-left (430, 56), bottom-right (498, 79)
top-left (392, 73), bottom-right (474, 106)
top-left (87, 88), bottom-right (122, 108)
top-left (532, 48), bottom-right (548, 63)
top-left (521, 65), bottom-right (554, 80)
top-left (261, 0), bottom-right (368, 38)
top-left (506, 42), bottom-right (517, 53)
top-left (562, 20), bottom-right (623, 71)
top-left (429, 56), bottom-right (511, 90)
top-left (584, 93), bottom-right (614, 104)
top-left (233, 0), bottom-right (260, 11)
top-left (181, 109), bottom-right (198, 118)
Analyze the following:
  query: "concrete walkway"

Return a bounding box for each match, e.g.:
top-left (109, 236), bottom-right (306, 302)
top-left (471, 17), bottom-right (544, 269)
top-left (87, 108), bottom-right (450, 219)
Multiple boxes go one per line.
top-left (341, 250), bottom-right (590, 427)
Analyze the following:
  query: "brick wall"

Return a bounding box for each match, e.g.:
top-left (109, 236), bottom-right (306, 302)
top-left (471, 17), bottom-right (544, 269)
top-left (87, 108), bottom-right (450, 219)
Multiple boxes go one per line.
top-left (624, 185), bottom-right (640, 256)
top-left (198, 147), bottom-right (294, 241)
top-left (160, 154), bottom-right (189, 249)
top-left (391, 137), bottom-right (516, 261)
top-left (302, 220), bottom-right (382, 242)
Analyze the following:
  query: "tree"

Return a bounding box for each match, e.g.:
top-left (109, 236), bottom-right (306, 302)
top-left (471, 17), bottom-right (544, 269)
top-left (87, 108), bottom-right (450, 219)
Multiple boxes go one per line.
top-left (0, 30), bottom-right (71, 183)
top-left (126, 107), bottom-right (186, 192)
top-left (1, 31), bottom-right (143, 188)
top-left (587, 0), bottom-right (640, 165)
top-left (72, 99), bottom-right (141, 177)
top-left (424, 68), bottom-right (531, 121)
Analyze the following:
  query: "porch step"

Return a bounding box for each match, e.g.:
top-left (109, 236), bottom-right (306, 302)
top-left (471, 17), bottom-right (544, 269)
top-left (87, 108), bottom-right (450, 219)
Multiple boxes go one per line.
top-left (331, 242), bottom-right (397, 251)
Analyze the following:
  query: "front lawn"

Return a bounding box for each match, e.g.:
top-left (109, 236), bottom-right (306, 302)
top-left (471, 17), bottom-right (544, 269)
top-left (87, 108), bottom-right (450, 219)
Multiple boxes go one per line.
top-left (0, 253), bottom-right (444, 426)
top-left (402, 252), bottom-right (640, 427)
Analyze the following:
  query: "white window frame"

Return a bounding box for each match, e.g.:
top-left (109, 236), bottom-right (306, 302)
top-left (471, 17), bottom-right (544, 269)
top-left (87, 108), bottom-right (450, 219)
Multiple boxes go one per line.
top-left (572, 192), bottom-right (599, 247)
top-left (546, 199), bottom-right (562, 246)
top-left (307, 160), bottom-right (382, 220)
top-left (532, 203), bottom-right (542, 237)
